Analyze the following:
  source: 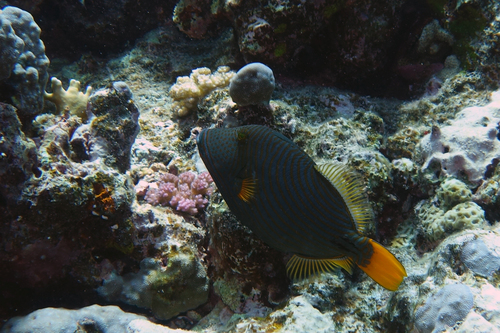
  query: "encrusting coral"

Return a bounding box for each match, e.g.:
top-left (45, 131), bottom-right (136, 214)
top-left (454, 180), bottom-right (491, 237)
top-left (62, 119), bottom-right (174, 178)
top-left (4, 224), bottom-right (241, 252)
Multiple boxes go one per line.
top-left (44, 77), bottom-right (92, 120)
top-left (169, 66), bottom-right (234, 117)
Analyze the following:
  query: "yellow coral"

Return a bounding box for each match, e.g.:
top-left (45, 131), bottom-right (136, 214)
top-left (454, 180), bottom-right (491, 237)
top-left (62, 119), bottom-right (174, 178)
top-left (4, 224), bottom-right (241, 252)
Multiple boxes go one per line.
top-left (44, 77), bottom-right (92, 119)
top-left (169, 66), bottom-right (234, 117)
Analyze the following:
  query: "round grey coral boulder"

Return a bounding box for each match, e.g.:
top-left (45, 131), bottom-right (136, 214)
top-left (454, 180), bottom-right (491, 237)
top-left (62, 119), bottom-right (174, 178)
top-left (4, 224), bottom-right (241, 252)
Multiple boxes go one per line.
top-left (229, 62), bottom-right (275, 106)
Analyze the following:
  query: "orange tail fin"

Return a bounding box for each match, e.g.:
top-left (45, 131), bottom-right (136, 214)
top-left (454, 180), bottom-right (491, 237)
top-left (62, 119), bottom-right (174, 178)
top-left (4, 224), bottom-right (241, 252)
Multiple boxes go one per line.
top-left (357, 239), bottom-right (407, 291)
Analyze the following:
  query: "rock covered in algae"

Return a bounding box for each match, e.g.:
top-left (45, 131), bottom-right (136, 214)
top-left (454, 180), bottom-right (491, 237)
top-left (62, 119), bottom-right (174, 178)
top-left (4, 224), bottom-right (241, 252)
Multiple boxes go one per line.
top-left (1, 110), bottom-right (137, 290)
top-left (0, 103), bottom-right (38, 203)
top-left (206, 208), bottom-right (290, 315)
top-left (98, 252), bottom-right (209, 320)
top-left (0, 84), bottom-right (142, 316)
top-left (76, 82), bottom-right (140, 173)
top-left (91, 199), bottom-right (212, 321)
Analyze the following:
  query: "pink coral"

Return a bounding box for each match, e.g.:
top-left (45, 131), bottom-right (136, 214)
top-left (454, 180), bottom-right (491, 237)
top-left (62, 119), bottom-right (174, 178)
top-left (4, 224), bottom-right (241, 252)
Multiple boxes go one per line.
top-left (144, 171), bottom-right (214, 215)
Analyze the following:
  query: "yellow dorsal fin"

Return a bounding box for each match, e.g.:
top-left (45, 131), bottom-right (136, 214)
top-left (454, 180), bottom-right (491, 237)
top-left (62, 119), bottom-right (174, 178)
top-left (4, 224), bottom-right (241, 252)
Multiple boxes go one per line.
top-left (286, 254), bottom-right (354, 281)
top-left (237, 177), bottom-right (257, 202)
top-left (315, 163), bottom-right (373, 233)
top-left (357, 239), bottom-right (407, 291)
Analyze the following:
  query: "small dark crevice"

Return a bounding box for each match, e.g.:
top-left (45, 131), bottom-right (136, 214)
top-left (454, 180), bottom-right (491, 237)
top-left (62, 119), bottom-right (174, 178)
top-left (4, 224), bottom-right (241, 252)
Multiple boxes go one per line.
top-left (484, 158), bottom-right (499, 179)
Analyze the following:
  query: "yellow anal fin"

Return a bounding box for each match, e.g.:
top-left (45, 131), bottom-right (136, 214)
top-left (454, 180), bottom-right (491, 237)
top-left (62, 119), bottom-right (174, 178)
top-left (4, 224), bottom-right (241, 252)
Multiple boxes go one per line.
top-left (357, 239), bottom-right (407, 291)
top-left (237, 177), bottom-right (257, 202)
top-left (286, 254), bottom-right (354, 281)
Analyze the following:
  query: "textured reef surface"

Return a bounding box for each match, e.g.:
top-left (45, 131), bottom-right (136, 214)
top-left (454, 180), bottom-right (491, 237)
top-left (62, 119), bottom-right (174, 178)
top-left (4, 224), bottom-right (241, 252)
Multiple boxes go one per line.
top-left (1, 1), bottom-right (500, 332)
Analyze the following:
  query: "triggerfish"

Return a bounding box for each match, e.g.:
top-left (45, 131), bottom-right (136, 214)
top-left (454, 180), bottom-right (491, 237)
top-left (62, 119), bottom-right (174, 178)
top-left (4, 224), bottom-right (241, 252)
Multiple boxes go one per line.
top-left (196, 125), bottom-right (406, 291)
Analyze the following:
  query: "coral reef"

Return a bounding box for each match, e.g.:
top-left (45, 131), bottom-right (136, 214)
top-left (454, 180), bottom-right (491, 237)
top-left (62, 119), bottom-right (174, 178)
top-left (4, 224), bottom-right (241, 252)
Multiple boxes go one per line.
top-left (172, 0), bottom-right (463, 98)
top-left (0, 83), bottom-right (141, 319)
top-left (436, 178), bottom-right (472, 210)
top-left (457, 312), bottom-right (500, 333)
top-left (0, 6), bottom-right (49, 121)
top-left (4, 1), bottom-right (500, 332)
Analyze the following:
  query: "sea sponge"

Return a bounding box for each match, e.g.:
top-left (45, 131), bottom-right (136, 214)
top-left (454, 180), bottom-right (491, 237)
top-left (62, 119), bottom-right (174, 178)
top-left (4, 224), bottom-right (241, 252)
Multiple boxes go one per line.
top-left (169, 66), bottom-right (234, 117)
top-left (229, 62), bottom-right (275, 107)
top-left (44, 77), bottom-right (92, 120)
top-left (415, 283), bottom-right (473, 333)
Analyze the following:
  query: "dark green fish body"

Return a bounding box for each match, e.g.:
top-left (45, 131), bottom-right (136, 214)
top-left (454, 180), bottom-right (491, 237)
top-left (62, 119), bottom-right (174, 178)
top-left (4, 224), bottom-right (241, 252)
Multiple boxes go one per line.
top-left (197, 125), bottom-right (406, 290)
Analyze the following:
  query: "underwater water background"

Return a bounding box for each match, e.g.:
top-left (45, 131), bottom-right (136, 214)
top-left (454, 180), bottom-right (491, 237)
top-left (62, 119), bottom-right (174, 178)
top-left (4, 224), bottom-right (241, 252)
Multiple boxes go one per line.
top-left (1, 0), bottom-right (500, 332)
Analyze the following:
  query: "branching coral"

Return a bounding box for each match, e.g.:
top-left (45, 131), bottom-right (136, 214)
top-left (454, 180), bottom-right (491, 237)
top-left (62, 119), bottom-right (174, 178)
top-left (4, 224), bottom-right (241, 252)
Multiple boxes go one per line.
top-left (169, 66), bottom-right (234, 117)
top-left (44, 77), bottom-right (92, 120)
top-left (144, 171), bottom-right (214, 215)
